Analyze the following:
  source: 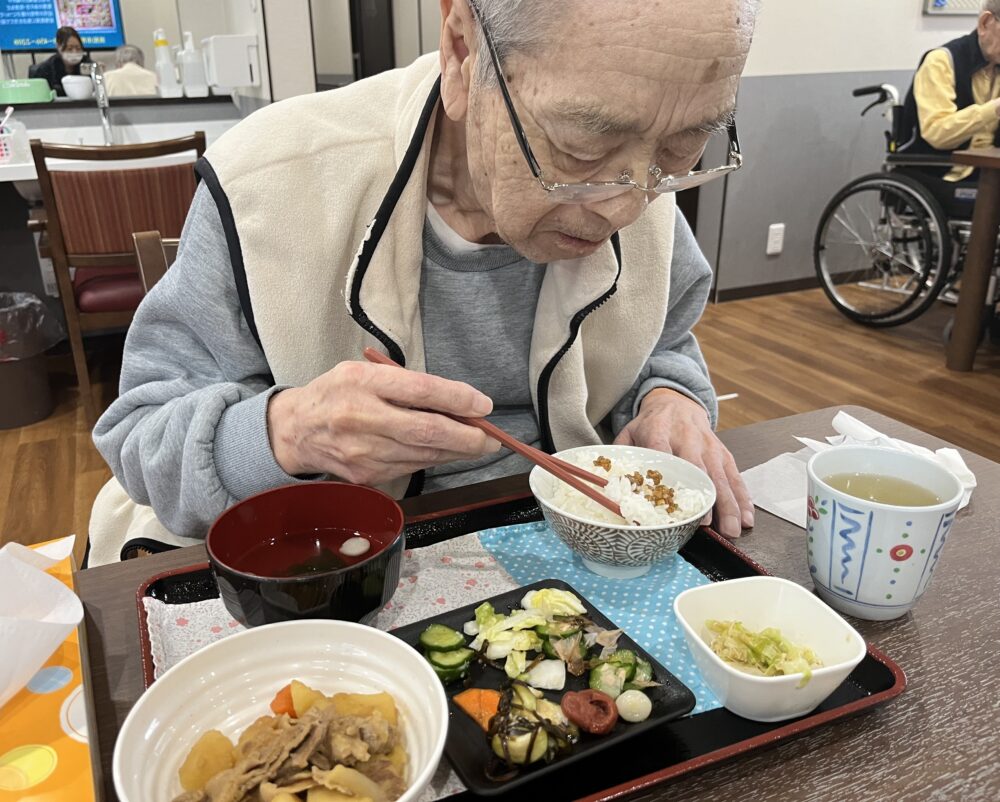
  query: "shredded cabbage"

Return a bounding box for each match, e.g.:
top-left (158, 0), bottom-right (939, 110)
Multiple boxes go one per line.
top-left (505, 650), bottom-right (527, 679)
top-left (705, 620), bottom-right (822, 687)
top-left (469, 607), bottom-right (546, 652)
top-left (521, 589), bottom-right (587, 618)
top-left (474, 602), bottom-right (503, 632)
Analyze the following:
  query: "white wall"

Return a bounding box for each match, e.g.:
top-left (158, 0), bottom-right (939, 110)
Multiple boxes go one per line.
top-left (263, 0), bottom-right (316, 100)
top-left (419, 0), bottom-right (442, 54)
top-left (393, 0), bottom-right (440, 67)
top-left (311, 0), bottom-right (353, 77)
top-left (224, 0), bottom-right (271, 102)
top-left (120, 0), bottom-right (181, 56)
top-left (392, 0), bottom-right (420, 67)
top-left (178, 0), bottom-right (230, 52)
top-left (744, 0), bottom-right (975, 77)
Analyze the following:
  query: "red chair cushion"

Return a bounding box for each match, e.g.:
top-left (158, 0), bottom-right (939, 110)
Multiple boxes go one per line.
top-left (74, 270), bottom-right (144, 314)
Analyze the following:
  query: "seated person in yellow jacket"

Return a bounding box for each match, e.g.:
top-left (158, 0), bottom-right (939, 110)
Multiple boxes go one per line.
top-left (897, 3), bottom-right (1000, 217)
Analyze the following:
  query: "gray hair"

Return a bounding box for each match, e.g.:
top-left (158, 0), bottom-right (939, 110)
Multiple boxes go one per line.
top-left (984, 0), bottom-right (1000, 14)
top-left (115, 44), bottom-right (145, 67)
top-left (469, 0), bottom-right (760, 87)
top-left (470, 0), bottom-right (557, 87)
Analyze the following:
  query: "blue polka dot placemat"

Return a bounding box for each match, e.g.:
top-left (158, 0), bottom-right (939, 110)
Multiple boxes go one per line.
top-left (477, 521), bottom-right (722, 715)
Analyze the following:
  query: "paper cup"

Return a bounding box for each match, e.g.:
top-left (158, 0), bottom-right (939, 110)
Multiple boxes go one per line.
top-left (806, 446), bottom-right (963, 621)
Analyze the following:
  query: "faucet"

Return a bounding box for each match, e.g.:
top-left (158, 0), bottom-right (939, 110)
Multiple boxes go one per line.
top-left (82, 62), bottom-right (114, 146)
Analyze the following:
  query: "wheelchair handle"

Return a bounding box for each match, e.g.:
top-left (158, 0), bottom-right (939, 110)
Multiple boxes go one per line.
top-left (853, 83), bottom-right (901, 117)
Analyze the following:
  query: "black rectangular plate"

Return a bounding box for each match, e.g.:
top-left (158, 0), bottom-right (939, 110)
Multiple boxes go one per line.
top-left (390, 578), bottom-right (696, 796)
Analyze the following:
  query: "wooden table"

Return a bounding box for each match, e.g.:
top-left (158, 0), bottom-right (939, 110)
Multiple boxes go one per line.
top-left (75, 406), bottom-right (1000, 801)
top-left (948, 148), bottom-right (1000, 371)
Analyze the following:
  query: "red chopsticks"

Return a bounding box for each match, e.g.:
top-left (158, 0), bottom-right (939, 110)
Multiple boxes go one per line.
top-left (361, 348), bottom-right (624, 520)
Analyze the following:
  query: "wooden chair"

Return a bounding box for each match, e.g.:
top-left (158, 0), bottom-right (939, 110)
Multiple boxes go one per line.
top-left (132, 231), bottom-right (180, 293)
top-left (30, 132), bottom-right (205, 421)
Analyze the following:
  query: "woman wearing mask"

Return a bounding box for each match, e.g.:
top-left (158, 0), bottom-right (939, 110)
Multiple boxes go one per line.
top-left (29, 26), bottom-right (91, 96)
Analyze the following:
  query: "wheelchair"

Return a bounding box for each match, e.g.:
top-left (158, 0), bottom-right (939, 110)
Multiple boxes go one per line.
top-left (814, 83), bottom-right (1000, 335)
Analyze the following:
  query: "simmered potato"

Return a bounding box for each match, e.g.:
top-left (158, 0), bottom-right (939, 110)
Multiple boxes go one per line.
top-left (306, 789), bottom-right (372, 802)
top-left (385, 744), bottom-right (407, 776)
top-left (329, 692), bottom-right (398, 727)
top-left (309, 695), bottom-right (333, 713)
top-left (178, 729), bottom-right (236, 791)
top-left (290, 680), bottom-right (326, 717)
top-left (310, 764), bottom-right (383, 801)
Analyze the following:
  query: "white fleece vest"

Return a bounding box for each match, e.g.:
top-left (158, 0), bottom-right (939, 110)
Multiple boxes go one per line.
top-left (206, 53), bottom-right (675, 461)
top-left (88, 54), bottom-right (676, 565)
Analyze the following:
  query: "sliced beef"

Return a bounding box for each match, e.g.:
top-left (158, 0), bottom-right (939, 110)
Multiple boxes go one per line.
top-left (356, 756), bottom-right (408, 801)
top-left (170, 706), bottom-right (403, 802)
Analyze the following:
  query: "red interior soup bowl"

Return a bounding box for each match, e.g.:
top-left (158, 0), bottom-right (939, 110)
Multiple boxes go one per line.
top-left (206, 482), bottom-right (405, 627)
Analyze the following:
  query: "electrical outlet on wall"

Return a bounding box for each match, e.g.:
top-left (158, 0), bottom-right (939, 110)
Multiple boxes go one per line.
top-left (766, 223), bottom-right (785, 256)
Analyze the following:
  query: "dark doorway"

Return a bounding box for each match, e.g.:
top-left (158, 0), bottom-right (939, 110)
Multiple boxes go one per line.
top-left (349, 0), bottom-right (396, 79)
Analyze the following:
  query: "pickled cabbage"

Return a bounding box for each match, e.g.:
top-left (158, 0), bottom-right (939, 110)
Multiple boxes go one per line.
top-left (521, 588), bottom-right (587, 618)
top-left (705, 620), bottom-right (822, 687)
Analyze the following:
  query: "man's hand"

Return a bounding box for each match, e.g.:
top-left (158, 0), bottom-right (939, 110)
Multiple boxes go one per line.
top-left (266, 361), bottom-right (501, 485)
top-left (613, 388), bottom-right (753, 539)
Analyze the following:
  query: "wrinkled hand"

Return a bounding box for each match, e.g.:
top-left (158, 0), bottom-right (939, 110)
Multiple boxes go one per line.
top-left (267, 361), bottom-right (500, 485)
top-left (614, 388), bottom-right (753, 538)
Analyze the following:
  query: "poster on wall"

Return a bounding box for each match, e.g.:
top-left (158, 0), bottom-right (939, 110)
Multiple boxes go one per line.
top-left (924, 0), bottom-right (981, 14)
top-left (0, 0), bottom-right (126, 52)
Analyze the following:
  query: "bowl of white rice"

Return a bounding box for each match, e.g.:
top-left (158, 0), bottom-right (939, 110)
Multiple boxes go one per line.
top-left (529, 445), bottom-right (716, 579)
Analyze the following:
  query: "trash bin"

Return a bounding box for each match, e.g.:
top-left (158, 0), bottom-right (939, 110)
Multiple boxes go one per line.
top-left (0, 293), bottom-right (64, 429)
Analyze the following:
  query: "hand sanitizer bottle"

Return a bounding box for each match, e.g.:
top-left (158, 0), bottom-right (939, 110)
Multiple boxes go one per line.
top-left (179, 32), bottom-right (209, 98)
top-left (153, 28), bottom-right (183, 98)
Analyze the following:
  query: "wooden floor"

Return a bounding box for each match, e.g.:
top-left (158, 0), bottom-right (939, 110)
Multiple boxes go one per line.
top-left (1, 289), bottom-right (997, 561)
top-left (699, 290), bottom-right (1000, 461)
top-left (0, 335), bottom-right (123, 565)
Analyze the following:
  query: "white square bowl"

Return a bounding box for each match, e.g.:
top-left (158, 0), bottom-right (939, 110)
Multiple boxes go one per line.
top-left (673, 576), bottom-right (867, 722)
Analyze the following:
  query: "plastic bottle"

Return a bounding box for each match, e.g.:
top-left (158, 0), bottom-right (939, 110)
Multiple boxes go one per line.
top-left (6, 119), bottom-right (29, 163)
top-left (153, 28), bottom-right (183, 98)
top-left (178, 32), bottom-right (209, 98)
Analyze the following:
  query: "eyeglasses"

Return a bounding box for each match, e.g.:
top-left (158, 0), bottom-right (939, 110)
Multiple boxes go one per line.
top-left (467, 0), bottom-right (743, 204)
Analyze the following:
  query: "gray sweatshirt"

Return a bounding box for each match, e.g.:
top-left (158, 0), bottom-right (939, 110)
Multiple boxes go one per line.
top-left (93, 184), bottom-right (717, 537)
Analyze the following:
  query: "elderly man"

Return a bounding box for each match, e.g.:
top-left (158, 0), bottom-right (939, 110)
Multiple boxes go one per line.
top-left (104, 44), bottom-right (158, 96)
top-left (897, 0), bottom-right (1000, 216)
top-left (89, 0), bottom-right (757, 565)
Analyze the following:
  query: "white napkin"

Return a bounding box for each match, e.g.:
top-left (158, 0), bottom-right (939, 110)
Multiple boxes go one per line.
top-left (741, 411), bottom-right (977, 529)
top-left (0, 536), bottom-right (83, 710)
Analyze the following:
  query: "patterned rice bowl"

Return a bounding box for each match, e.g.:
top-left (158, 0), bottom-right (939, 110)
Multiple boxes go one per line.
top-left (529, 445), bottom-right (716, 579)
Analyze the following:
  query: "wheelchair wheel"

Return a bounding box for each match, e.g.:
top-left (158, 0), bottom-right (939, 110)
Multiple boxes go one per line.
top-left (815, 172), bottom-right (952, 327)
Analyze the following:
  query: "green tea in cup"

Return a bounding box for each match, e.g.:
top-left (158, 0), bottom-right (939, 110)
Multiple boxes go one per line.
top-left (821, 473), bottom-right (941, 507)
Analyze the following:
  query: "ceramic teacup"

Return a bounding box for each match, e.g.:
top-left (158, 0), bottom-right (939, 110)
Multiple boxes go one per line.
top-left (806, 446), bottom-right (963, 621)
